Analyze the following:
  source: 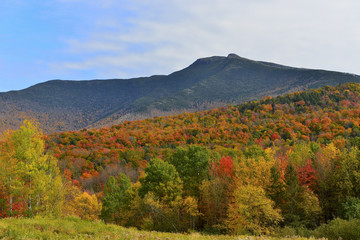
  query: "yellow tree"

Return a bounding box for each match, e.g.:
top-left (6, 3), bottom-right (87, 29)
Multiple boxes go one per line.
top-left (72, 192), bottom-right (102, 220)
top-left (62, 181), bottom-right (82, 217)
top-left (227, 185), bottom-right (283, 235)
top-left (225, 151), bottom-right (282, 235)
top-left (182, 196), bottom-right (200, 230)
top-left (9, 120), bottom-right (63, 216)
top-left (0, 130), bottom-right (23, 217)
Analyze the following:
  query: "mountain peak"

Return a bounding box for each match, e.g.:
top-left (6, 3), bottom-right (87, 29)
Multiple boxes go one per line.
top-left (192, 53), bottom-right (246, 66)
top-left (191, 56), bottom-right (225, 66)
top-left (227, 53), bottom-right (241, 59)
top-left (1, 54), bottom-right (360, 133)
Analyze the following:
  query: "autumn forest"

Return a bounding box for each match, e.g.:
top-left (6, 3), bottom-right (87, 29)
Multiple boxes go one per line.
top-left (1, 83), bottom-right (360, 239)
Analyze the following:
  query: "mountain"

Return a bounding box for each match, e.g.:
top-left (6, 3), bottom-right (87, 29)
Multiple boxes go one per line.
top-left (47, 82), bottom-right (360, 192)
top-left (1, 54), bottom-right (360, 133)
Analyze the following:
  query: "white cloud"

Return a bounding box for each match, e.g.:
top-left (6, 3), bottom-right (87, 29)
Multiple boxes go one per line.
top-left (53, 0), bottom-right (360, 79)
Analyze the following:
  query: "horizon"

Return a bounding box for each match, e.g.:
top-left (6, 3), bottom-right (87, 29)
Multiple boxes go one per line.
top-left (2, 53), bottom-right (359, 93)
top-left (2, 0), bottom-right (360, 92)
top-left (2, 53), bottom-right (360, 93)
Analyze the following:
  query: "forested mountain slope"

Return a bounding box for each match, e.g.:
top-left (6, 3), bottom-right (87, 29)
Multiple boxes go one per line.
top-left (41, 83), bottom-right (360, 235)
top-left (1, 54), bottom-right (360, 133)
top-left (2, 83), bottom-right (360, 237)
top-left (48, 83), bottom-right (360, 187)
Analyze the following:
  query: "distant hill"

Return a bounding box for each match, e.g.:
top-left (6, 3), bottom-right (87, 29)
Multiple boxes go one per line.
top-left (1, 53), bottom-right (360, 133)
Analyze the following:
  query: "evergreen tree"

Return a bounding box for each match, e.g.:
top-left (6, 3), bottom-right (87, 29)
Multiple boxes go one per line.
top-left (283, 164), bottom-right (303, 224)
top-left (267, 166), bottom-right (285, 209)
top-left (101, 174), bottom-right (133, 224)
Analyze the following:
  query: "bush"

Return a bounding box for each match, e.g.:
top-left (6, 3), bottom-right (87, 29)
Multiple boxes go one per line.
top-left (312, 218), bottom-right (360, 240)
top-left (275, 226), bottom-right (312, 238)
top-left (340, 197), bottom-right (360, 220)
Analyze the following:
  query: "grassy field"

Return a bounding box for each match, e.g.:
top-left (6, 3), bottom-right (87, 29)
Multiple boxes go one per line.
top-left (0, 217), bottom-right (324, 240)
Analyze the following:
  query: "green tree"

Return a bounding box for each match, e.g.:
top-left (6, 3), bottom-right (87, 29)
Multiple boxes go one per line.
top-left (139, 158), bottom-right (182, 204)
top-left (281, 164), bottom-right (321, 227)
top-left (313, 143), bottom-right (341, 221)
top-left (139, 158), bottom-right (183, 231)
top-left (101, 174), bottom-right (133, 224)
top-left (170, 145), bottom-right (213, 197)
top-left (267, 166), bottom-right (286, 210)
top-left (341, 197), bottom-right (360, 220)
top-left (283, 164), bottom-right (303, 224)
top-left (335, 147), bottom-right (360, 198)
top-left (319, 147), bottom-right (360, 219)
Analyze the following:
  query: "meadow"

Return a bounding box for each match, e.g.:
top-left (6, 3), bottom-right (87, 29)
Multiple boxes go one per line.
top-left (0, 217), bottom-right (323, 240)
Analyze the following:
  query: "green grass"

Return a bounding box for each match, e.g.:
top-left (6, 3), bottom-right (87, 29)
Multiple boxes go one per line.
top-left (0, 217), bottom-right (324, 240)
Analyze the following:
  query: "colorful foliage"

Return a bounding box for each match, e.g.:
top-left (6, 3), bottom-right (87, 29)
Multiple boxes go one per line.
top-left (3, 83), bottom-right (360, 236)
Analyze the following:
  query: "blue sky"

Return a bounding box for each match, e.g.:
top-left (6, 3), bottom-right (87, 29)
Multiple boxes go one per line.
top-left (1, 0), bottom-right (360, 92)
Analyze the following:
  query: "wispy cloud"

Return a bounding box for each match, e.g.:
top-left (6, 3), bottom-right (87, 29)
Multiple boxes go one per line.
top-left (2, 0), bottom-right (360, 91)
top-left (50, 0), bottom-right (360, 79)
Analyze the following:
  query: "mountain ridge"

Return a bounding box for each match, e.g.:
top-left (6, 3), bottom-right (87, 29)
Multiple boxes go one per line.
top-left (1, 54), bottom-right (360, 133)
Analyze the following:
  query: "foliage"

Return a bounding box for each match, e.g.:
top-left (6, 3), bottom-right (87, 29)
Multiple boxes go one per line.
top-left (139, 158), bottom-right (183, 205)
top-left (48, 83), bottom-right (360, 200)
top-left (70, 192), bottom-right (101, 221)
top-left (4, 83), bottom-right (360, 237)
top-left (0, 121), bottom-right (63, 217)
top-left (312, 218), bottom-right (360, 240)
top-left (200, 178), bottom-right (229, 230)
top-left (210, 156), bottom-right (234, 179)
top-left (340, 197), bottom-right (360, 220)
top-left (182, 196), bottom-right (200, 231)
top-left (227, 185), bottom-right (283, 235)
top-left (101, 174), bottom-right (136, 225)
top-left (0, 217), bottom-right (319, 240)
top-left (170, 146), bottom-right (213, 197)
top-left (3, 54), bottom-right (360, 134)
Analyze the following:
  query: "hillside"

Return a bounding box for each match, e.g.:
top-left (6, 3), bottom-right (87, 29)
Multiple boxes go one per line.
top-left (34, 83), bottom-right (360, 237)
top-left (1, 54), bottom-right (360, 133)
top-left (2, 83), bottom-right (360, 238)
top-left (48, 83), bottom-right (360, 192)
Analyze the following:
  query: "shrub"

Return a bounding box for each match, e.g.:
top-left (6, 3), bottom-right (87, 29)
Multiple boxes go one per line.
top-left (312, 218), bottom-right (360, 240)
